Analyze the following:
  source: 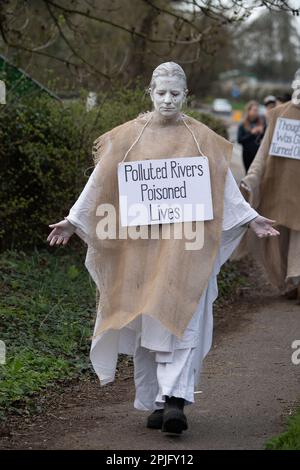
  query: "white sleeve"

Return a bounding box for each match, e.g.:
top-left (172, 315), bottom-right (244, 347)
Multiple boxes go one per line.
top-left (65, 165), bottom-right (99, 242)
top-left (222, 168), bottom-right (258, 231)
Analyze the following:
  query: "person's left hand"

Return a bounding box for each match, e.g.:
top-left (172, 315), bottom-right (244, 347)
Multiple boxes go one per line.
top-left (249, 216), bottom-right (280, 238)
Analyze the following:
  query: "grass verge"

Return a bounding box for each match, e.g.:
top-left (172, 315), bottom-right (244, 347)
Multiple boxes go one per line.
top-left (266, 409), bottom-right (300, 450)
top-left (0, 246), bottom-right (95, 420)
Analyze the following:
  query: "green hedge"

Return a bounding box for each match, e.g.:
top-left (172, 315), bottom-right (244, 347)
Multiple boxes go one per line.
top-left (186, 109), bottom-right (227, 139)
top-left (0, 87), bottom-right (227, 252)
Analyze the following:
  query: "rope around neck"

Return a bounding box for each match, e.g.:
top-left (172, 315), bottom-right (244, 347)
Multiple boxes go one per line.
top-left (120, 112), bottom-right (205, 164)
top-left (120, 113), bottom-right (154, 163)
top-left (181, 116), bottom-right (205, 157)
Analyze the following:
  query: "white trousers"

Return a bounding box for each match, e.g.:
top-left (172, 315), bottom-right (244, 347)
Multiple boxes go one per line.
top-left (133, 333), bottom-right (196, 411)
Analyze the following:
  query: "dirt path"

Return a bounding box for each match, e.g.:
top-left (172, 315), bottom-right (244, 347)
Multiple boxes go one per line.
top-left (1, 276), bottom-right (299, 450)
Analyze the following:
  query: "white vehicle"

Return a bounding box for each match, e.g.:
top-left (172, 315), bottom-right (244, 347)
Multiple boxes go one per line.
top-left (212, 98), bottom-right (232, 114)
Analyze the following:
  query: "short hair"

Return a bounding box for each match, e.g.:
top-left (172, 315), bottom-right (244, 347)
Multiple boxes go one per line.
top-left (149, 62), bottom-right (187, 91)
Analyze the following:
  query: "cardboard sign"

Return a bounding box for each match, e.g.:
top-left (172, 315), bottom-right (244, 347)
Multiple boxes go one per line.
top-left (270, 117), bottom-right (300, 160)
top-left (118, 156), bottom-right (213, 227)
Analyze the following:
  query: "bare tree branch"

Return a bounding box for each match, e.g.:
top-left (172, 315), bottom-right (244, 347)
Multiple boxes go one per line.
top-left (44, 1), bottom-right (112, 79)
top-left (0, 0), bottom-right (297, 89)
top-left (44, 0), bottom-right (204, 45)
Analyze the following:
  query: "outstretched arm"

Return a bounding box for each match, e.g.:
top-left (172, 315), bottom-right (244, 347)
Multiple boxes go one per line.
top-left (47, 164), bottom-right (99, 246)
top-left (222, 169), bottom-right (280, 238)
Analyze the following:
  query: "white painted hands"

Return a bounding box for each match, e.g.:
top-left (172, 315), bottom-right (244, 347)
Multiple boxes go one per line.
top-left (249, 216), bottom-right (280, 238)
top-left (47, 219), bottom-right (76, 246)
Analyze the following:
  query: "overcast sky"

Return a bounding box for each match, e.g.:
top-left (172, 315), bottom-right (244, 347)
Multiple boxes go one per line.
top-left (179, 0), bottom-right (300, 28)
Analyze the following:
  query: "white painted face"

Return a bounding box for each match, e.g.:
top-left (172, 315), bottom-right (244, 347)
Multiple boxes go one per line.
top-left (292, 78), bottom-right (300, 106)
top-left (150, 76), bottom-right (187, 118)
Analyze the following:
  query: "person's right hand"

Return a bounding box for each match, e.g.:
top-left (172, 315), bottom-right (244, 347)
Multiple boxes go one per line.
top-left (47, 219), bottom-right (76, 246)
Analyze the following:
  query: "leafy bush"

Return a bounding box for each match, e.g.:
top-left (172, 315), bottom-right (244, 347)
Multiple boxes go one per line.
top-left (0, 85), bottom-right (227, 252)
top-left (0, 87), bottom-right (149, 252)
top-left (185, 108), bottom-right (228, 139)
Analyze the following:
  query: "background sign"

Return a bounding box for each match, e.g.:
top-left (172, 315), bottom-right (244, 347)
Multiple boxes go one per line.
top-left (118, 156), bottom-right (213, 227)
top-left (270, 117), bottom-right (300, 160)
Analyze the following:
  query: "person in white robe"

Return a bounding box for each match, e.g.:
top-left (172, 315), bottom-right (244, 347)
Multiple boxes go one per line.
top-left (47, 62), bottom-right (279, 435)
top-left (66, 166), bottom-right (257, 404)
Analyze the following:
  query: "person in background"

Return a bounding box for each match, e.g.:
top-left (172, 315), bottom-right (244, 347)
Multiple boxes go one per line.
top-left (263, 95), bottom-right (277, 111)
top-left (263, 95), bottom-right (277, 123)
top-left (238, 100), bottom-right (266, 172)
top-left (236, 69), bottom-right (300, 302)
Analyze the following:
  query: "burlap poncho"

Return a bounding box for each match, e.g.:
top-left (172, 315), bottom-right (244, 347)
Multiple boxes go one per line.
top-left (236, 101), bottom-right (300, 291)
top-left (241, 101), bottom-right (300, 229)
top-left (82, 111), bottom-right (232, 338)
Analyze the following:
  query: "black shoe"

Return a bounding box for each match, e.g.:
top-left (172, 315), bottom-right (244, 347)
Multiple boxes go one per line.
top-left (162, 396), bottom-right (188, 435)
top-left (146, 409), bottom-right (164, 429)
top-left (285, 288), bottom-right (298, 299)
